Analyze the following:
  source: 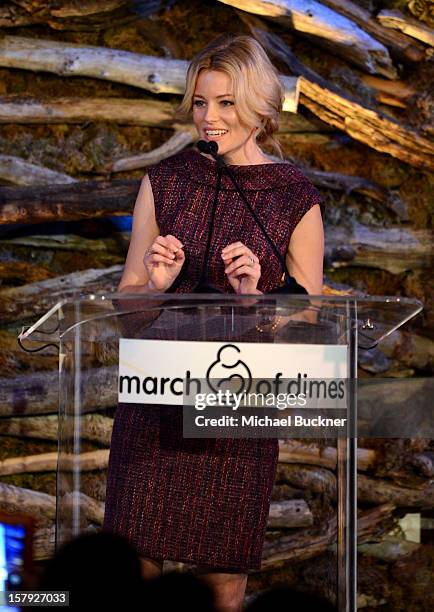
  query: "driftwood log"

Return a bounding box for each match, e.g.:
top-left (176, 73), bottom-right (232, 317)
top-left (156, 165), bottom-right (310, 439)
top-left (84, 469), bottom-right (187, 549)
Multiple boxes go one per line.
top-left (108, 131), bottom-right (194, 173)
top-left (358, 474), bottom-right (434, 508)
top-left (0, 265), bottom-right (122, 323)
top-left (0, 482), bottom-right (56, 523)
top-left (218, 0), bottom-right (396, 76)
top-left (0, 482), bottom-right (104, 525)
top-left (0, 449), bottom-right (110, 475)
top-left (409, 452), bottom-right (434, 478)
top-left (298, 167), bottom-right (409, 219)
top-left (0, 95), bottom-right (326, 133)
top-left (277, 465), bottom-right (434, 507)
top-left (325, 222), bottom-right (432, 274)
top-left (0, 155), bottom-right (77, 186)
top-left (276, 464), bottom-right (337, 497)
top-left (0, 35), bottom-right (189, 95)
top-left (377, 9), bottom-right (434, 47)
top-left (0, 1), bottom-right (155, 31)
top-left (33, 525), bottom-right (55, 562)
top-left (0, 97), bottom-right (181, 129)
top-left (0, 179), bottom-right (140, 224)
top-left (260, 503), bottom-right (395, 569)
top-left (0, 441), bottom-right (378, 475)
top-left (0, 36), bottom-right (299, 111)
top-left (268, 500), bottom-right (313, 528)
top-left (0, 233), bottom-right (129, 252)
top-left (360, 75), bottom-right (416, 109)
top-left (358, 536), bottom-right (421, 562)
top-left (0, 367), bottom-right (118, 416)
top-left (278, 440), bottom-right (376, 471)
top-left (241, 14), bottom-right (434, 170)
top-left (0, 414), bottom-right (113, 445)
top-left (320, 0), bottom-right (427, 62)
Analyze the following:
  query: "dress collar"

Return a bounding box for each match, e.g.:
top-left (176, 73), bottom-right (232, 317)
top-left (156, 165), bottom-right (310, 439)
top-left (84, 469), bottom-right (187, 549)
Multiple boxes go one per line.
top-left (170, 149), bottom-right (303, 191)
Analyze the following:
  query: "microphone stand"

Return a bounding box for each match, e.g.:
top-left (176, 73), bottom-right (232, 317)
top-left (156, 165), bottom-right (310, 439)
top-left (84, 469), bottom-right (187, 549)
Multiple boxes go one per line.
top-left (200, 142), bottom-right (307, 295)
top-left (194, 162), bottom-right (224, 293)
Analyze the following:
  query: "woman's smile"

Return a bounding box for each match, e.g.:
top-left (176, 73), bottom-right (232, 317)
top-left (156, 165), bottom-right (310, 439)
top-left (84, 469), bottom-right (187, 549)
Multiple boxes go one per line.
top-left (203, 128), bottom-right (229, 141)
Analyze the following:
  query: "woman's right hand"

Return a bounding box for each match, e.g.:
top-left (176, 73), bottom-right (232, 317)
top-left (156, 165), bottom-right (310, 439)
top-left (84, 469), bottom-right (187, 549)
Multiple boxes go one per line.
top-left (143, 234), bottom-right (185, 292)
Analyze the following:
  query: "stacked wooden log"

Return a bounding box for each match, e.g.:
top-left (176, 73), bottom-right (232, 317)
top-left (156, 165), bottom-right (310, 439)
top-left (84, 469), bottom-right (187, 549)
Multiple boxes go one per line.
top-left (0, 0), bottom-right (433, 608)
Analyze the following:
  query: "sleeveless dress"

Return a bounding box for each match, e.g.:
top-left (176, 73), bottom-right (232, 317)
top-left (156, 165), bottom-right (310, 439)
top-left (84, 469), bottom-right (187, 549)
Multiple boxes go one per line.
top-left (102, 149), bottom-right (322, 572)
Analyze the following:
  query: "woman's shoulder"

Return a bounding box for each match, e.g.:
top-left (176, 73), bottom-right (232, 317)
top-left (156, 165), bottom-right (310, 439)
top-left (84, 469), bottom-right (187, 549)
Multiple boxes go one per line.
top-left (267, 159), bottom-right (314, 185)
top-left (146, 149), bottom-right (197, 179)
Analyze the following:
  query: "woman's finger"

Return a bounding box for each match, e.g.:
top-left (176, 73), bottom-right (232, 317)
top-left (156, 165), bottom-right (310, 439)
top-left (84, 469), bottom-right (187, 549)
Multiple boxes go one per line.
top-left (149, 243), bottom-right (176, 259)
top-left (222, 241), bottom-right (244, 252)
top-left (165, 234), bottom-right (184, 250)
top-left (147, 253), bottom-right (176, 265)
top-left (155, 235), bottom-right (178, 254)
top-left (222, 247), bottom-right (258, 262)
top-left (224, 255), bottom-right (258, 275)
top-left (229, 265), bottom-right (260, 278)
top-left (221, 246), bottom-right (247, 260)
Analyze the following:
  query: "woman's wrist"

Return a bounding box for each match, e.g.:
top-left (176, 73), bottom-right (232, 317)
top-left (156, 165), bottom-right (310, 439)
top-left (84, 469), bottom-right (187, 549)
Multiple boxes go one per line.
top-left (118, 279), bottom-right (162, 294)
top-left (239, 288), bottom-right (262, 295)
top-left (146, 278), bottom-right (159, 293)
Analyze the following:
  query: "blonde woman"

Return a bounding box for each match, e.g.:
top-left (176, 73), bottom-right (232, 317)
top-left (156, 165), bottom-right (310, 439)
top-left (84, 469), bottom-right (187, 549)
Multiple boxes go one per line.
top-left (103, 33), bottom-right (324, 611)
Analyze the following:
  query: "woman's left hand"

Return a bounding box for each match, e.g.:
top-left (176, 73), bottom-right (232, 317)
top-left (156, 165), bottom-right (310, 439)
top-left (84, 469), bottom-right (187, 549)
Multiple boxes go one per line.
top-left (221, 241), bottom-right (262, 294)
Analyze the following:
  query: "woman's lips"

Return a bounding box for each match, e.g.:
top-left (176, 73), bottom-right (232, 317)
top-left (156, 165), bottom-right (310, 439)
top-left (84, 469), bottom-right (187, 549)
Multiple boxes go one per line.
top-left (204, 131), bottom-right (228, 141)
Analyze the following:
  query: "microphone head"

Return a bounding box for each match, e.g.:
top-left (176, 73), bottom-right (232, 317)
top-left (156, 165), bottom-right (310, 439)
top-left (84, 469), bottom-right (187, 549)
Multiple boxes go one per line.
top-left (197, 139), bottom-right (219, 155)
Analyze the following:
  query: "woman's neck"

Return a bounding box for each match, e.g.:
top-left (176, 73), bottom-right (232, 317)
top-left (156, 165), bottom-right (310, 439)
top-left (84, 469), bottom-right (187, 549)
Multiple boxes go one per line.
top-left (200, 149), bottom-right (273, 166)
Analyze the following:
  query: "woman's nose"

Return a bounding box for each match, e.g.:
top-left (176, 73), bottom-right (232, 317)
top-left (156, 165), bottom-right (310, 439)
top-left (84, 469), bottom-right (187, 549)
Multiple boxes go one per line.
top-left (203, 103), bottom-right (220, 122)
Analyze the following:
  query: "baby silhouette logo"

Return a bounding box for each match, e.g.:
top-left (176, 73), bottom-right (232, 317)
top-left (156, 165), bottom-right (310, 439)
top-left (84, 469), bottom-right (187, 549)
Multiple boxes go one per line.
top-left (206, 344), bottom-right (252, 395)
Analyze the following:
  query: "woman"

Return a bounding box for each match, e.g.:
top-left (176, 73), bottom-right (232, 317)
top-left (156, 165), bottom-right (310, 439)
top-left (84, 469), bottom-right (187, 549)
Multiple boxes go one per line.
top-left (103, 33), bottom-right (324, 611)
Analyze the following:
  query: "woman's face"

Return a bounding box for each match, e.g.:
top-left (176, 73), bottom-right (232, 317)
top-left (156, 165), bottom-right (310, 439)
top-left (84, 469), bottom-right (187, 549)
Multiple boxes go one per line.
top-left (192, 69), bottom-right (258, 162)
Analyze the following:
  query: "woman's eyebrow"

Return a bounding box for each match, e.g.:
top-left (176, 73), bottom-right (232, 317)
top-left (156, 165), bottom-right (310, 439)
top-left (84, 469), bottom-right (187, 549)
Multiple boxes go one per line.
top-left (193, 93), bottom-right (234, 98)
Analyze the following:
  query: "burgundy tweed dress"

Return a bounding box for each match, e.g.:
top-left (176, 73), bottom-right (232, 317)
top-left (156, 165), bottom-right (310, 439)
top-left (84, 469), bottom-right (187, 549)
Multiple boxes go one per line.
top-left (102, 149), bottom-right (322, 571)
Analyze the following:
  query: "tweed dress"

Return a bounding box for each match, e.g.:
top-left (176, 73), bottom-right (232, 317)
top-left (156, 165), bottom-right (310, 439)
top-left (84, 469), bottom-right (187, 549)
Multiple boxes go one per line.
top-left (102, 149), bottom-right (322, 571)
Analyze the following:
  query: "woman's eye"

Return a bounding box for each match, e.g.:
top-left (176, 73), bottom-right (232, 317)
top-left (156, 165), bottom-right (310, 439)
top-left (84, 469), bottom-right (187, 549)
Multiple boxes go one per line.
top-left (192, 100), bottom-right (234, 107)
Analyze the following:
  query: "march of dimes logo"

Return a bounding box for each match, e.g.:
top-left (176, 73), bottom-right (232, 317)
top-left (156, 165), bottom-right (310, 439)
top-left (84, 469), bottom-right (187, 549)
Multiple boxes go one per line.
top-left (118, 339), bottom-right (348, 407)
top-left (206, 344), bottom-right (252, 395)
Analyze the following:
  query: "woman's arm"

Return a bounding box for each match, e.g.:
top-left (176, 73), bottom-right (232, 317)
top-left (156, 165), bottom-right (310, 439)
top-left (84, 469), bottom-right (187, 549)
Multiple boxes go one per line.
top-left (287, 203), bottom-right (324, 296)
top-left (118, 174), bottom-right (159, 294)
top-left (274, 203), bottom-right (324, 327)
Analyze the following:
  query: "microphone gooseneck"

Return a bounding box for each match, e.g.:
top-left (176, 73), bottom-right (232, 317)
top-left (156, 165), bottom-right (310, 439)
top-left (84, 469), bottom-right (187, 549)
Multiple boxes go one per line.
top-left (196, 140), bottom-right (306, 294)
top-left (195, 162), bottom-right (224, 293)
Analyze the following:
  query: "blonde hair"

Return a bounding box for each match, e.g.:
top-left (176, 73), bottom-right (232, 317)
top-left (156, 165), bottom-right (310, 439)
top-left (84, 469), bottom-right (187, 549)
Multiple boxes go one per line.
top-left (175, 33), bottom-right (285, 158)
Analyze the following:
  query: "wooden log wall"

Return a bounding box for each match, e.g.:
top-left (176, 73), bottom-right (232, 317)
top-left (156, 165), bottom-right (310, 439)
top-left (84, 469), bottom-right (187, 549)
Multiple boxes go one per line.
top-left (0, 0), bottom-right (433, 608)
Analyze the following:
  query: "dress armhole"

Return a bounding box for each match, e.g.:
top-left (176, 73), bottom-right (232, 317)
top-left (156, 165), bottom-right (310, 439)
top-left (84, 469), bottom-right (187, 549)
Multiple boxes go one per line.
top-left (291, 178), bottom-right (323, 231)
top-left (146, 165), bottom-right (160, 228)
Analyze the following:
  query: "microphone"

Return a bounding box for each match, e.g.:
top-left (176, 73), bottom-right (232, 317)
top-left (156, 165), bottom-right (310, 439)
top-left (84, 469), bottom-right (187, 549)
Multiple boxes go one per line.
top-left (197, 139), bottom-right (225, 168)
top-left (197, 139), bottom-right (218, 155)
top-left (196, 140), bottom-right (307, 295)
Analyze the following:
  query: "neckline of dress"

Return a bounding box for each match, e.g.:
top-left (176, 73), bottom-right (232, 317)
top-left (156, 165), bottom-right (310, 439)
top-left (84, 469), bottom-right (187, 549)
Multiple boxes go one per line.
top-left (194, 149), bottom-right (288, 168)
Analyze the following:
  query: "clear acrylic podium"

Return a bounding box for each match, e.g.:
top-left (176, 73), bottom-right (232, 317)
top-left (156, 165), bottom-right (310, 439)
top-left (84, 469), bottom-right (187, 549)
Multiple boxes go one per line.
top-left (18, 292), bottom-right (422, 611)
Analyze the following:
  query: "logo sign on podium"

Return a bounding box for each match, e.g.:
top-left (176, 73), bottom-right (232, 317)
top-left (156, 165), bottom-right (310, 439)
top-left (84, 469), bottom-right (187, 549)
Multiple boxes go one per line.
top-left (118, 339), bottom-right (348, 406)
